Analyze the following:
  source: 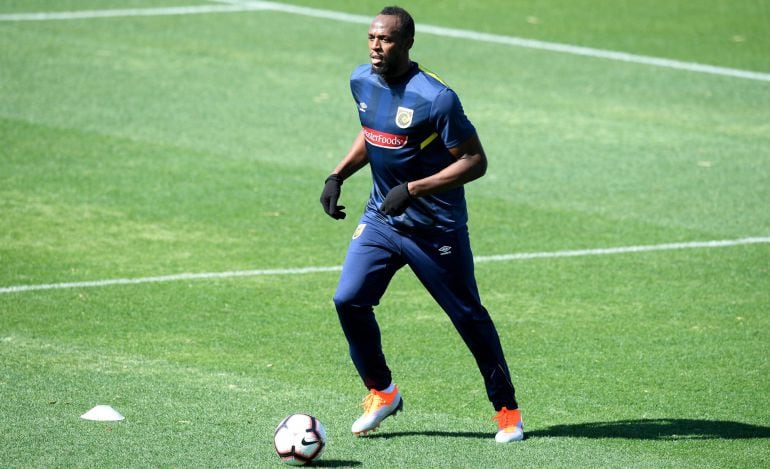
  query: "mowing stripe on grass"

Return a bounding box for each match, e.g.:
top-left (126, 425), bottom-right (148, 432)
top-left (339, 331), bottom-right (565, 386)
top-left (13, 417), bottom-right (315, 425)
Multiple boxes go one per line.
top-left (217, 0), bottom-right (770, 83)
top-left (1, 1), bottom-right (768, 82)
top-left (1, 237), bottom-right (767, 294)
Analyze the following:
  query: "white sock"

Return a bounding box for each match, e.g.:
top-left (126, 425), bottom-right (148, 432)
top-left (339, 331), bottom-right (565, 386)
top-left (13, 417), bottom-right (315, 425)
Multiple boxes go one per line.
top-left (380, 383), bottom-right (396, 393)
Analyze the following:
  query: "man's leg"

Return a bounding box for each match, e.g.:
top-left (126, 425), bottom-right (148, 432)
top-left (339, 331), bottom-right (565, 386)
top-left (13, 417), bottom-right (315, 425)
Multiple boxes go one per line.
top-left (405, 228), bottom-right (523, 441)
top-left (333, 218), bottom-right (406, 434)
top-left (333, 218), bottom-right (404, 391)
top-left (404, 228), bottom-right (518, 410)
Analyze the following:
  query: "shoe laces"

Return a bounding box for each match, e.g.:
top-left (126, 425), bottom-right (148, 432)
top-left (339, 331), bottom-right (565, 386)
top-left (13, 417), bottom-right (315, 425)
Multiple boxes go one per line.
top-left (362, 388), bottom-right (395, 414)
top-left (493, 407), bottom-right (522, 431)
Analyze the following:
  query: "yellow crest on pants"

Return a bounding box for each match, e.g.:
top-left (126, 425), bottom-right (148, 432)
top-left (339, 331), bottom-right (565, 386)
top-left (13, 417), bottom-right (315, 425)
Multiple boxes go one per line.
top-left (352, 223), bottom-right (367, 239)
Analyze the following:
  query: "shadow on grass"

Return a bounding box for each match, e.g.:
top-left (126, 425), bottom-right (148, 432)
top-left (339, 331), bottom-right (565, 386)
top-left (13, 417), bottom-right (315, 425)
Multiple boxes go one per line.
top-left (528, 419), bottom-right (770, 440)
top-left (313, 460), bottom-right (362, 467)
top-left (362, 419), bottom-right (770, 441)
top-left (363, 430), bottom-right (489, 440)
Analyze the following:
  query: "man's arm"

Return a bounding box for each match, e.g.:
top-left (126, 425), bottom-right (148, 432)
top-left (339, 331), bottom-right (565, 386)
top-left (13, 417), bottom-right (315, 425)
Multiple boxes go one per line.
top-left (407, 133), bottom-right (487, 197)
top-left (332, 130), bottom-right (370, 180)
top-left (378, 133), bottom-right (487, 216)
top-left (320, 130), bottom-right (369, 220)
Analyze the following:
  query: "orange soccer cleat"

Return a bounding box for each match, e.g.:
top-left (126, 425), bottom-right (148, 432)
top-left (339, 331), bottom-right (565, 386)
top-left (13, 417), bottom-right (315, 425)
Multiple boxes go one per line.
top-left (351, 385), bottom-right (403, 435)
top-left (493, 407), bottom-right (524, 442)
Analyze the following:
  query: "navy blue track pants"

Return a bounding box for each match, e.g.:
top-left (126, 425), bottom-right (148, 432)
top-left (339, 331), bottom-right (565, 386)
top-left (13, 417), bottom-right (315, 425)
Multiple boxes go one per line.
top-left (333, 213), bottom-right (517, 410)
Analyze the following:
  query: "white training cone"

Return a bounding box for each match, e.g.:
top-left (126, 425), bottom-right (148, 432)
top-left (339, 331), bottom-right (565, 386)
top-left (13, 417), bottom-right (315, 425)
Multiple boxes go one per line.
top-left (80, 405), bottom-right (125, 421)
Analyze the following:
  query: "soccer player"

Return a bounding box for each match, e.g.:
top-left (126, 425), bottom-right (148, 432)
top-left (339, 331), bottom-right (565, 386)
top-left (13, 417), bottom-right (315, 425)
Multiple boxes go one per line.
top-left (320, 6), bottom-right (524, 443)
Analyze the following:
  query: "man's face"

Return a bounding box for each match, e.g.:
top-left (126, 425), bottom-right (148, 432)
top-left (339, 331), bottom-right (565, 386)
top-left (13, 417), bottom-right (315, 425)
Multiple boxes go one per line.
top-left (368, 14), bottom-right (412, 77)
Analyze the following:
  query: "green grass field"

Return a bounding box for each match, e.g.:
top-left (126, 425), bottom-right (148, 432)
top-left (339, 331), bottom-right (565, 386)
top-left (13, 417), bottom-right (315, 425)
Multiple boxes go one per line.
top-left (1, 1), bottom-right (769, 467)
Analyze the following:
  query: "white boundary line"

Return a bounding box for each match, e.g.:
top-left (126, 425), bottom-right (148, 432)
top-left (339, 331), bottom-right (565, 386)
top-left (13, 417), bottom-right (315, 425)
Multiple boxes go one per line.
top-left (1, 237), bottom-right (768, 294)
top-left (1, 0), bottom-right (768, 82)
top-left (218, 0), bottom-right (770, 83)
top-left (474, 237), bottom-right (770, 262)
top-left (0, 4), bottom-right (270, 21)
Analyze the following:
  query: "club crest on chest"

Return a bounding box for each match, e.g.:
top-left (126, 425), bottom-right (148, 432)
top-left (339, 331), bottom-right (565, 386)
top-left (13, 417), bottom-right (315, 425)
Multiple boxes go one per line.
top-left (395, 106), bottom-right (414, 129)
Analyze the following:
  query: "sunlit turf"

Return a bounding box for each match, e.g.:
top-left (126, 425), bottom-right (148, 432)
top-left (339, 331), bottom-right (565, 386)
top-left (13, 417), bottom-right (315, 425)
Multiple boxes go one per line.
top-left (1, 1), bottom-right (768, 467)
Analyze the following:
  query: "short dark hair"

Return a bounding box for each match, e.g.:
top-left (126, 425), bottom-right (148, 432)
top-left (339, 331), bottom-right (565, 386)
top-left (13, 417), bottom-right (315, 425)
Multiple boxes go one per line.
top-left (379, 6), bottom-right (414, 40)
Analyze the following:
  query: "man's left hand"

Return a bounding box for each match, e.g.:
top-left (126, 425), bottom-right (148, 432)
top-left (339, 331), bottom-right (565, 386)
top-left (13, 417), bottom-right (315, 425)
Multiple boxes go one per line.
top-left (380, 182), bottom-right (412, 216)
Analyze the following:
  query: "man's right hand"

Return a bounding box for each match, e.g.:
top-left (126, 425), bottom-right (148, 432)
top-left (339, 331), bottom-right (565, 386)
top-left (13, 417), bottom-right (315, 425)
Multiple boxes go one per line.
top-left (320, 174), bottom-right (346, 220)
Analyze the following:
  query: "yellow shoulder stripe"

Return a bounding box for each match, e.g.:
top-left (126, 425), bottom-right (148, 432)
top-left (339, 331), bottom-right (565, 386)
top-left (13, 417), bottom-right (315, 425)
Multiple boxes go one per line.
top-left (420, 132), bottom-right (439, 149)
top-left (418, 65), bottom-right (448, 86)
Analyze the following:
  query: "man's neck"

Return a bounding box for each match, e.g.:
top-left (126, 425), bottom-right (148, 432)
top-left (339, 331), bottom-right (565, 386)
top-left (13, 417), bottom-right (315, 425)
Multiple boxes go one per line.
top-left (382, 60), bottom-right (413, 83)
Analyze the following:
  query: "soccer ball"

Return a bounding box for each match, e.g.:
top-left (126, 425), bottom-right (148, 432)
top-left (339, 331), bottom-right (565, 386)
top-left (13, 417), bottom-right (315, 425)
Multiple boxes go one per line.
top-left (273, 413), bottom-right (327, 466)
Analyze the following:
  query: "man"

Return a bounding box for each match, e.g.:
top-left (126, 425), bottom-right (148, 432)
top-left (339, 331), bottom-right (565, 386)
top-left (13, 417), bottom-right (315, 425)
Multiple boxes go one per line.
top-left (320, 6), bottom-right (523, 443)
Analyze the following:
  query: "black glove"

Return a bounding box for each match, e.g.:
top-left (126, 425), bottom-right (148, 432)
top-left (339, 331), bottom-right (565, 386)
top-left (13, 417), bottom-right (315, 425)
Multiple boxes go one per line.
top-left (380, 182), bottom-right (412, 216)
top-left (320, 174), bottom-right (346, 220)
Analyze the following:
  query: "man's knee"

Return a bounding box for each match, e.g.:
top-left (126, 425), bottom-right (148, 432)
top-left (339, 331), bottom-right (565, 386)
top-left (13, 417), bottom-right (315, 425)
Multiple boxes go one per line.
top-left (333, 290), bottom-right (354, 313)
top-left (334, 291), bottom-right (373, 317)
